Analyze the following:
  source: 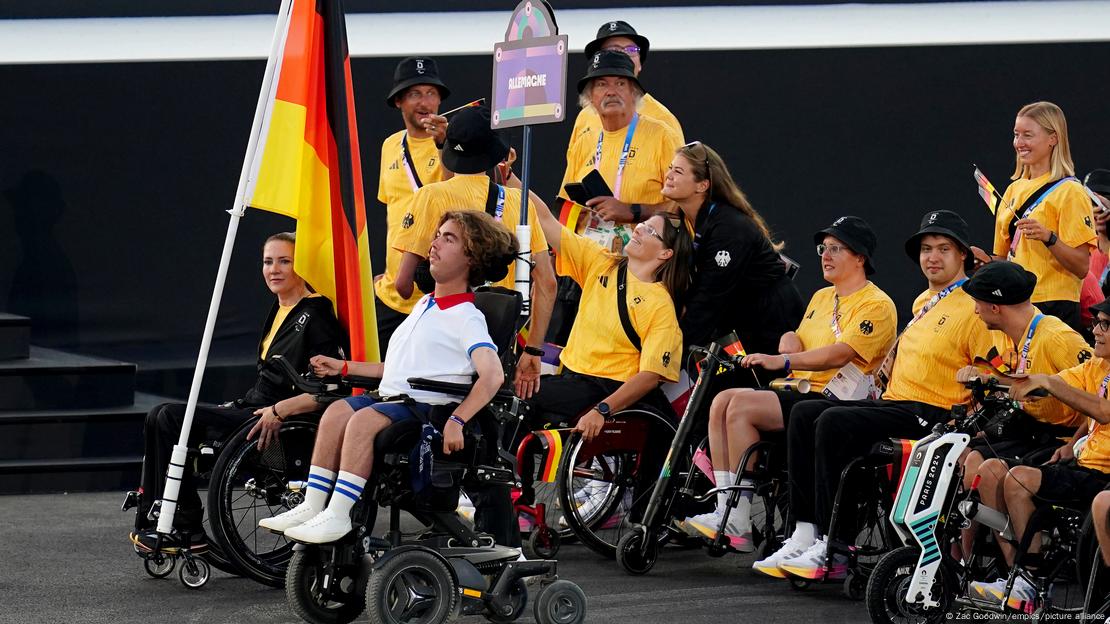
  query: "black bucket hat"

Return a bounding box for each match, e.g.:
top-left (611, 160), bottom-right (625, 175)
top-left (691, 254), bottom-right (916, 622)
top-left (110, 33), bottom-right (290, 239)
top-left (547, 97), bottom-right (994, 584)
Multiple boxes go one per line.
top-left (1091, 297), bottom-right (1110, 320)
top-left (441, 106), bottom-right (509, 175)
top-left (577, 49), bottom-right (642, 94)
top-left (385, 57), bottom-right (450, 108)
top-left (583, 20), bottom-right (650, 66)
top-left (962, 260), bottom-right (1037, 305)
top-left (813, 215), bottom-right (878, 275)
top-left (904, 210), bottom-right (976, 271)
top-left (1086, 169), bottom-right (1110, 197)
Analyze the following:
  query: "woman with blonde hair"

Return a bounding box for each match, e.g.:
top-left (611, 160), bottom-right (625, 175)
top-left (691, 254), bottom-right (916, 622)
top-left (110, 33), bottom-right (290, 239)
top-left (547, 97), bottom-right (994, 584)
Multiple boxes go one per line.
top-left (980, 101), bottom-right (1096, 332)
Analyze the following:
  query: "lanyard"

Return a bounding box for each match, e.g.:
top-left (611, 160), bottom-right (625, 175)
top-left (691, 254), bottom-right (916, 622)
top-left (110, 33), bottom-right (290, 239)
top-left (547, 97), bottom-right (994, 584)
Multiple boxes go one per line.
top-left (830, 295), bottom-right (842, 339)
top-left (903, 279), bottom-right (967, 334)
top-left (1100, 371), bottom-right (1110, 399)
top-left (494, 185), bottom-right (505, 222)
top-left (875, 278), bottom-right (967, 389)
top-left (1015, 313), bottom-right (1044, 375)
top-left (1007, 177), bottom-right (1073, 259)
top-left (594, 113), bottom-right (639, 201)
top-left (400, 132), bottom-right (423, 192)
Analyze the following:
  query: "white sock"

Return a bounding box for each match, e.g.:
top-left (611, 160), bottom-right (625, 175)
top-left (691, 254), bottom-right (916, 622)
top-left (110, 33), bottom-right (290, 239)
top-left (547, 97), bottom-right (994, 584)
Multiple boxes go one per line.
top-left (791, 521), bottom-right (817, 547)
top-left (327, 470), bottom-right (367, 517)
top-left (304, 465), bottom-right (336, 512)
top-left (713, 470), bottom-right (734, 513)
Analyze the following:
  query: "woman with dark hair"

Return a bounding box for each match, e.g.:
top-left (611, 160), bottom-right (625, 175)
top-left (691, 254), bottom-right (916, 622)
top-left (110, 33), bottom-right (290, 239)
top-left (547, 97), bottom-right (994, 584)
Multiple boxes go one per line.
top-left (662, 141), bottom-right (804, 358)
top-left (130, 232), bottom-right (347, 551)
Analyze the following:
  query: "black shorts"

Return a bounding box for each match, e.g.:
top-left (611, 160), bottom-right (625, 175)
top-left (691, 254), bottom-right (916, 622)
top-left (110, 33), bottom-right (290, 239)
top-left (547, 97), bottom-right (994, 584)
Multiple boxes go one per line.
top-left (776, 389), bottom-right (825, 428)
top-left (968, 436), bottom-right (1058, 466)
top-left (1035, 459), bottom-right (1110, 507)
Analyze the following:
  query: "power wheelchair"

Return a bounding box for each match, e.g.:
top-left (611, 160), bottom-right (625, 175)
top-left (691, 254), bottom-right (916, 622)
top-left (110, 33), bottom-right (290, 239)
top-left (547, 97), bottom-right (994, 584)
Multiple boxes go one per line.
top-left (274, 287), bottom-right (586, 624)
top-left (867, 377), bottom-right (1098, 623)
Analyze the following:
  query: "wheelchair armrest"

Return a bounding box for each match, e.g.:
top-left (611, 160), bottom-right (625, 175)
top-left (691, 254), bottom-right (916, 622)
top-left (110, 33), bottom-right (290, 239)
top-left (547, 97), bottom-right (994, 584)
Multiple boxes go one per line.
top-left (340, 375), bottom-right (380, 391)
top-left (406, 377), bottom-right (518, 402)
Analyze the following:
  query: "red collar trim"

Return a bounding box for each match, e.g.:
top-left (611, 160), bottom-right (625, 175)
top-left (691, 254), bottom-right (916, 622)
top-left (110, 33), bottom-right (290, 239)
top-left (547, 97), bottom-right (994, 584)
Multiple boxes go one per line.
top-left (433, 291), bottom-right (475, 309)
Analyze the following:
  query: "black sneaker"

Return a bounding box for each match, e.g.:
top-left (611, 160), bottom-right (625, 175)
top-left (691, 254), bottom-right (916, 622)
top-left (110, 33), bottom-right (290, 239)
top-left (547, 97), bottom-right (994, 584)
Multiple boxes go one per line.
top-left (129, 528), bottom-right (210, 555)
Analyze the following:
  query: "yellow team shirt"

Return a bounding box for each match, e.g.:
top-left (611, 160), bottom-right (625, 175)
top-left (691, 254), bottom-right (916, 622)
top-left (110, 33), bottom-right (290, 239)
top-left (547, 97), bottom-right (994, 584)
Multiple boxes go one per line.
top-left (393, 174), bottom-right (548, 291)
top-left (993, 173), bottom-right (1096, 303)
top-left (260, 303), bottom-right (295, 359)
top-left (555, 227), bottom-right (682, 383)
top-left (985, 312), bottom-right (1092, 427)
top-left (558, 112), bottom-right (681, 211)
top-left (375, 130), bottom-right (444, 313)
top-left (1057, 357), bottom-right (1110, 472)
top-left (791, 282), bottom-right (897, 393)
top-left (569, 93), bottom-right (684, 146)
top-left (884, 287), bottom-right (994, 409)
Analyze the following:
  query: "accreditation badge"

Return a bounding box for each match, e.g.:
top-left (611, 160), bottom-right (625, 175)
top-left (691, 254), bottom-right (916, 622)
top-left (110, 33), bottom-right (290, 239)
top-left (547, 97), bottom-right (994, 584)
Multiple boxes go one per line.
top-left (821, 362), bottom-right (876, 401)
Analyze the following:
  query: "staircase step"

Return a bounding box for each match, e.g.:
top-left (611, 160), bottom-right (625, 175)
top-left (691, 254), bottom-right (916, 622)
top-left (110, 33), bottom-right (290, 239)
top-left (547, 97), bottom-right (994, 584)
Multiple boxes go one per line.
top-left (0, 313), bottom-right (30, 360)
top-left (0, 456), bottom-right (142, 494)
top-left (0, 346), bottom-right (136, 410)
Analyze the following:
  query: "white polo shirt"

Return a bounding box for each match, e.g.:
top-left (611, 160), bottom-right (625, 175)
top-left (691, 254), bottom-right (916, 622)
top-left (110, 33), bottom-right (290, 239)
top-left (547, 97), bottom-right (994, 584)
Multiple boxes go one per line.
top-left (378, 291), bottom-right (497, 404)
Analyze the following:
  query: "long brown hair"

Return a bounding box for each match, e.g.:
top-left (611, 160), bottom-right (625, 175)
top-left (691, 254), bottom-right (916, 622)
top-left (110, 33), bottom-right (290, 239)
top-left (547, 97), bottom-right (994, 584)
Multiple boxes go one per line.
top-left (614, 213), bottom-right (692, 311)
top-left (677, 141), bottom-right (783, 252)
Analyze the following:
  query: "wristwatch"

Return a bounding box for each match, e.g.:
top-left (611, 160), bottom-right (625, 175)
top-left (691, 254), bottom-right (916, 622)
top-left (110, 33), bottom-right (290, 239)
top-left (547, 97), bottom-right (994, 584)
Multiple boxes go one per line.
top-left (595, 402), bottom-right (611, 418)
top-left (1045, 231), bottom-right (1058, 247)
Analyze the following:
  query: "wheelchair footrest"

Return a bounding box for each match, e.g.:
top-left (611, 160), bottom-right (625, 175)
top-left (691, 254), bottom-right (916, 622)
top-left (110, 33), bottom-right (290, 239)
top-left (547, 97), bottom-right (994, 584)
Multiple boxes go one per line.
top-left (468, 464), bottom-right (517, 487)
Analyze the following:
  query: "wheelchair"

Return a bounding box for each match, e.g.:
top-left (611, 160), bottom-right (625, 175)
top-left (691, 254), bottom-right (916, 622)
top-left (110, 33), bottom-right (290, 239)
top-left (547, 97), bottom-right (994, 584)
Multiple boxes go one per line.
top-left (278, 288), bottom-right (586, 624)
top-left (867, 378), bottom-right (1097, 622)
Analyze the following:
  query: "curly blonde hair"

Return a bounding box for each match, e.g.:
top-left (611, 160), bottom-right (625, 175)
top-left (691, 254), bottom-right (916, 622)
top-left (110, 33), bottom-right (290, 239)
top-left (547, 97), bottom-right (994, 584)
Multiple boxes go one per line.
top-left (438, 211), bottom-right (519, 287)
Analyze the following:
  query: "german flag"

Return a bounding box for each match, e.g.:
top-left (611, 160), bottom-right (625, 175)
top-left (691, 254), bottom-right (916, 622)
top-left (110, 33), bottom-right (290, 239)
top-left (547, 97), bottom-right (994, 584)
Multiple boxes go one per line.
top-left (245, 0), bottom-right (379, 362)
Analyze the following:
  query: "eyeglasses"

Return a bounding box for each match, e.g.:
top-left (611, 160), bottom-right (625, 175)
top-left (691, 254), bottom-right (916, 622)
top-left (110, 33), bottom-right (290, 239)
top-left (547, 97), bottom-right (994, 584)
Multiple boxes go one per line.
top-left (1094, 318), bottom-right (1110, 333)
top-left (635, 221), bottom-right (665, 242)
top-left (603, 44), bottom-right (641, 55)
top-left (816, 243), bottom-right (850, 256)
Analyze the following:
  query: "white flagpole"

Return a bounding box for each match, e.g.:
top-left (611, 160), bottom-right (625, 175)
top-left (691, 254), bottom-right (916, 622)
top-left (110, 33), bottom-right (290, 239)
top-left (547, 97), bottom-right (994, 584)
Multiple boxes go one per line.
top-left (156, 0), bottom-right (295, 536)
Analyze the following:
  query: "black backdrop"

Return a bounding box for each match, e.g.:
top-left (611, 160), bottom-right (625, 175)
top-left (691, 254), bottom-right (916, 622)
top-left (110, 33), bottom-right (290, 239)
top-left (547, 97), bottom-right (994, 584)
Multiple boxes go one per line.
top-left (2, 42), bottom-right (1109, 365)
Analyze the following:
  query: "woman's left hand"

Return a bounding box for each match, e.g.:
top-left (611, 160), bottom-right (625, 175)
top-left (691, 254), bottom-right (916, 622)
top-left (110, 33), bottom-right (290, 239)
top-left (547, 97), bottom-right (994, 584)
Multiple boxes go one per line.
top-left (248, 406), bottom-right (282, 450)
top-left (442, 419), bottom-right (465, 455)
top-left (1015, 218), bottom-right (1050, 243)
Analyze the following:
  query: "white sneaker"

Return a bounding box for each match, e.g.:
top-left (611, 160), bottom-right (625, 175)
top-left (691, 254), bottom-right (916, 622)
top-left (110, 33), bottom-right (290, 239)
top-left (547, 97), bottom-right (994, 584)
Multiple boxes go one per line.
top-left (457, 492), bottom-right (475, 522)
top-left (970, 576), bottom-right (1037, 611)
top-left (778, 538), bottom-right (848, 580)
top-left (283, 508), bottom-right (352, 544)
top-left (258, 502), bottom-right (320, 534)
top-left (680, 510), bottom-right (723, 537)
top-left (752, 537), bottom-right (811, 579)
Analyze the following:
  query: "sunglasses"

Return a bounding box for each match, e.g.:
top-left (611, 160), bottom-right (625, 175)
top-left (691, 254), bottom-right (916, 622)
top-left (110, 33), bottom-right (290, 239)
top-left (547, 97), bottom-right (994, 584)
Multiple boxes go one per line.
top-left (682, 140), bottom-right (712, 186)
top-left (603, 44), bottom-right (641, 55)
top-left (1094, 318), bottom-right (1110, 333)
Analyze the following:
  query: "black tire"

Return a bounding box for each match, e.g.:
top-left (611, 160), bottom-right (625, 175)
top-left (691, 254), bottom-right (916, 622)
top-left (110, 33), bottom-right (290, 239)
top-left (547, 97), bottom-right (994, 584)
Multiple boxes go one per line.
top-left (198, 487), bottom-right (241, 577)
top-left (208, 416), bottom-right (318, 587)
top-left (865, 546), bottom-right (955, 624)
top-left (179, 556), bottom-right (211, 589)
top-left (533, 580), bottom-right (587, 624)
top-left (366, 550), bottom-right (458, 624)
top-left (558, 410), bottom-right (677, 559)
top-left (615, 527), bottom-right (658, 576)
top-left (751, 481), bottom-right (789, 560)
top-left (144, 554), bottom-right (175, 578)
top-left (1085, 545), bottom-right (1110, 618)
top-left (286, 547), bottom-right (366, 624)
top-left (484, 578), bottom-right (528, 623)
top-left (525, 526), bottom-right (560, 560)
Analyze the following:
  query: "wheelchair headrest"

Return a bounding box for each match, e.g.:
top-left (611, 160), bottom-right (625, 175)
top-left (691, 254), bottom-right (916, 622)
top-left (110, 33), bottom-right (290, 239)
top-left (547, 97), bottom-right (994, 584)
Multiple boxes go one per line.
top-left (474, 287), bottom-right (524, 354)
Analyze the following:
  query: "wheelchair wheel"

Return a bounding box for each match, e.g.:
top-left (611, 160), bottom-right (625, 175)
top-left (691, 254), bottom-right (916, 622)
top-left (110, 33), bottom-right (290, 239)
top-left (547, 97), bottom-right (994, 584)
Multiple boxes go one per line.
top-left (198, 488), bottom-right (241, 577)
top-left (209, 416), bottom-right (318, 588)
top-left (526, 525), bottom-right (560, 560)
top-left (144, 554), bottom-right (175, 578)
top-left (558, 409), bottom-right (677, 559)
top-left (1084, 545), bottom-right (1110, 618)
top-left (533, 580), bottom-right (586, 624)
top-left (366, 549), bottom-right (458, 624)
top-left (865, 545), bottom-right (955, 624)
top-left (616, 526), bottom-right (658, 576)
top-left (286, 546), bottom-right (367, 624)
top-left (179, 556), bottom-right (211, 589)
top-left (750, 478), bottom-right (789, 560)
top-left (484, 578), bottom-right (527, 623)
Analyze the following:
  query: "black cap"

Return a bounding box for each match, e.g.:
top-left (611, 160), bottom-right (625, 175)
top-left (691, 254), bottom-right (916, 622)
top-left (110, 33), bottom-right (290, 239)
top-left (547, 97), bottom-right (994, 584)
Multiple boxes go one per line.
top-left (1091, 297), bottom-right (1110, 320)
top-left (904, 210), bottom-right (975, 271)
top-left (961, 260), bottom-right (1036, 305)
top-left (813, 215), bottom-right (878, 275)
top-left (584, 20), bottom-right (651, 66)
top-left (441, 106), bottom-right (509, 175)
top-left (1086, 169), bottom-right (1110, 196)
top-left (385, 57), bottom-right (450, 108)
top-left (577, 49), bottom-right (642, 94)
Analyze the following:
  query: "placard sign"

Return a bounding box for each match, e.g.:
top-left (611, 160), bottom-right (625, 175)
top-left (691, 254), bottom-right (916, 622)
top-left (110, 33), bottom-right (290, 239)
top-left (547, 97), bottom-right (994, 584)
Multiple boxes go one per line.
top-left (491, 0), bottom-right (568, 129)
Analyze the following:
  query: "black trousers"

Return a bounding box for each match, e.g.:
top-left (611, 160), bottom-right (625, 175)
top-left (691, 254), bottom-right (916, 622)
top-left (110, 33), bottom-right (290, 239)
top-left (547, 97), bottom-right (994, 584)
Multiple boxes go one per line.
top-left (787, 398), bottom-right (943, 540)
top-left (137, 402), bottom-right (257, 531)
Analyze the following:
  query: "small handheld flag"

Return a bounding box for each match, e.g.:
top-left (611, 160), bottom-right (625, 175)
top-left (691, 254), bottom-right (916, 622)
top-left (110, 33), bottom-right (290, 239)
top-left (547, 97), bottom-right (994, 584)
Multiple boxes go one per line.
top-left (973, 165), bottom-right (1003, 215)
top-left (441, 98), bottom-right (485, 117)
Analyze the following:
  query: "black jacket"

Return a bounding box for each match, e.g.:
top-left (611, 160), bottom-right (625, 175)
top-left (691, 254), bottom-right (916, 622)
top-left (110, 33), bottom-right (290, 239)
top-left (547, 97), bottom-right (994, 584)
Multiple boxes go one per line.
top-left (240, 295), bottom-right (348, 407)
top-left (681, 202), bottom-right (804, 355)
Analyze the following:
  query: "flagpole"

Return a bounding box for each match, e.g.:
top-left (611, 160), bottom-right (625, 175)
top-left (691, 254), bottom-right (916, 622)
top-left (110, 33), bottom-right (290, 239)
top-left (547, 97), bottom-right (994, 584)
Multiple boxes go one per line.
top-left (156, 0), bottom-right (295, 536)
top-left (514, 124), bottom-right (533, 316)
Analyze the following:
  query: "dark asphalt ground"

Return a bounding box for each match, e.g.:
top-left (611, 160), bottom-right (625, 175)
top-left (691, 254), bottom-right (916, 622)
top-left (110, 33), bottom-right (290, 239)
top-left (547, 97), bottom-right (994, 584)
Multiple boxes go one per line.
top-left (0, 491), bottom-right (880, 624)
